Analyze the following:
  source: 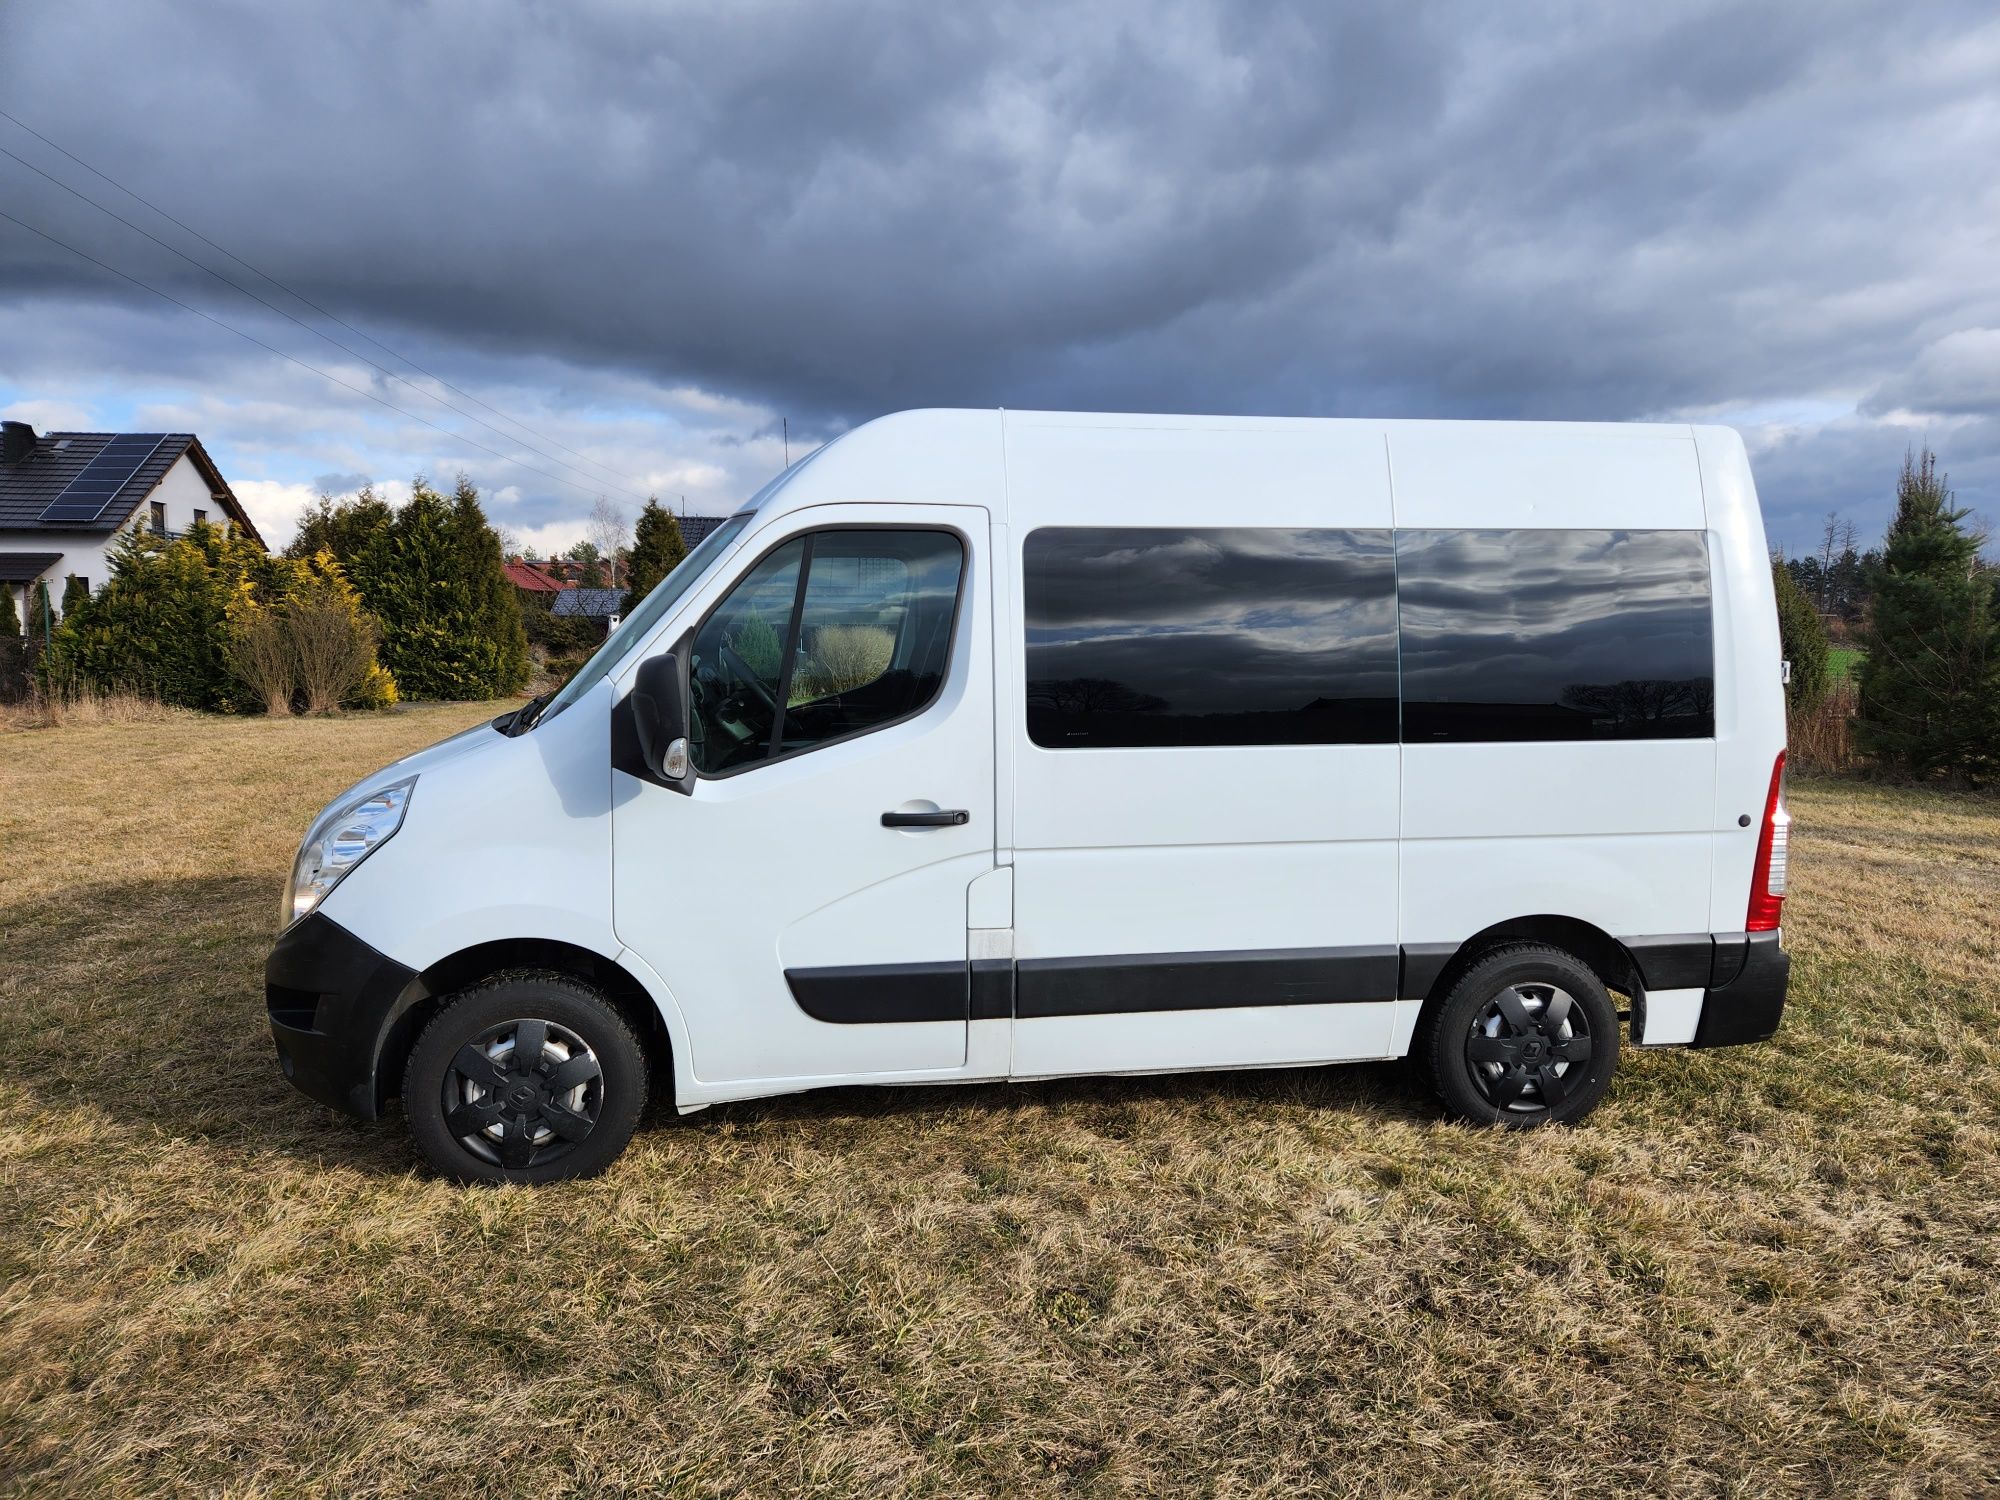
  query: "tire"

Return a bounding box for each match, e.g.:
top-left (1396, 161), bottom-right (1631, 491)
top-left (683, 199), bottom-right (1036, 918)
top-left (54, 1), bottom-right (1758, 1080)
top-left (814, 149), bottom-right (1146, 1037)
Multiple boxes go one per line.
top-left (403, 971), bottom-right (649, 1185)
top-left (1418, 942), bottom-right (1620, 1129)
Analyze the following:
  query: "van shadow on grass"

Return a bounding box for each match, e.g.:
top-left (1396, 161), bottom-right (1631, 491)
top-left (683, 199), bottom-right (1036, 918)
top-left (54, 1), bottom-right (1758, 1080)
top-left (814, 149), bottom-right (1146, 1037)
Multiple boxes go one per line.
top-left (8, 873), bottom-right (1434, 1176)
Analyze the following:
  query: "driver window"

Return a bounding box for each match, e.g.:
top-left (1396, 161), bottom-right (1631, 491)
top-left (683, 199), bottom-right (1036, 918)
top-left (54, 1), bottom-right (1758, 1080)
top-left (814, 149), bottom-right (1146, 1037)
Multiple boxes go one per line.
top-left (688, 528), bottom-right (963, 775)
top-left (688, 539), bottom-right (805, 774)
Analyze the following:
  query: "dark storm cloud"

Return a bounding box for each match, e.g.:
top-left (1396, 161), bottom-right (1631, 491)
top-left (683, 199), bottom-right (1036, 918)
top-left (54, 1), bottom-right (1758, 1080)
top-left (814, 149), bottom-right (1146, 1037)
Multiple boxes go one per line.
top-left (2, 0), bottom-right (1998, 550)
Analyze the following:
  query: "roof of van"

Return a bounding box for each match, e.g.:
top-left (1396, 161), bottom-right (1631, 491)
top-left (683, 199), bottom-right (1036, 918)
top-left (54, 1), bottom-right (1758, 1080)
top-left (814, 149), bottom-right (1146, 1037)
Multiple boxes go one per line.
top-left (757, 410), bottom-right (1751, 536)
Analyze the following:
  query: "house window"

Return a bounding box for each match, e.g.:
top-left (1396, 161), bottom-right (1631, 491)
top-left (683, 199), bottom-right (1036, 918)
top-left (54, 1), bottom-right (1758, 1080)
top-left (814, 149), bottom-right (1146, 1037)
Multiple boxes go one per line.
top-left (150, 500), bottom-right (166, 533)
top-left (193, 508), bottom-right (207, 526)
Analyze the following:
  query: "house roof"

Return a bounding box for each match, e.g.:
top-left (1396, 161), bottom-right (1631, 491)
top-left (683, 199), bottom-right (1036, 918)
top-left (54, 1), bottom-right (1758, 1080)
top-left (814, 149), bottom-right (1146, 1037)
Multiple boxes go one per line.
top-left (678, 513), bottom-right (729, 547)
top-left (0, 431), bottom-right (264, 547)
top-left (0, 551), bottom-right (62, 583)
top-left (551, 587), bottom-right (624, 618)
top-left (504, 560), bottom-right (563, 593)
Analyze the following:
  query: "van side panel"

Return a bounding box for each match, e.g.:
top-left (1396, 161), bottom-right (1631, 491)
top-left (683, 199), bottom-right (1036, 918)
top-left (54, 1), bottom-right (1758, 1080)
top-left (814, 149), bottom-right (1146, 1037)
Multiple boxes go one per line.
top-left (1695, 426), bottom-right (1786, 935)
top-left (1388, 423), bottom-right (1717, 982)
top-left (1384, 420), bottom-right (1707, 530)
top-left (1004, 416), bottom-right (1405, 1076)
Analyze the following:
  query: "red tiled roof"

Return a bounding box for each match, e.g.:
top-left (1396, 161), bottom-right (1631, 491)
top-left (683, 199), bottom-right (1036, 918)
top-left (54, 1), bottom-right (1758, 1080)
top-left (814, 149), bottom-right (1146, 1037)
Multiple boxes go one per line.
top-left (504, 560), bottom-right (563, 592)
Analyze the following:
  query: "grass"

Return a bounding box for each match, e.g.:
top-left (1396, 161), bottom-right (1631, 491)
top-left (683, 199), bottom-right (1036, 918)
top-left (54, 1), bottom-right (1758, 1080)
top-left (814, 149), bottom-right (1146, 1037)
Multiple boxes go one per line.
top-left (1828, 646), bottom-right (1864, 682)
top-left (4, 706), bottom-right (1998, 1497)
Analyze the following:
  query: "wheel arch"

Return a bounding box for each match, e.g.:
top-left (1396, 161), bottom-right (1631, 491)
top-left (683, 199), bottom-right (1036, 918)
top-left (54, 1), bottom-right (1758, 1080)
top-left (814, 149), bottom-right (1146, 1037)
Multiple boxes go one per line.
top-left (1414, 914), bottom-right (1641, 1019)
top-left (374, 938), bottom-right (675, 1114)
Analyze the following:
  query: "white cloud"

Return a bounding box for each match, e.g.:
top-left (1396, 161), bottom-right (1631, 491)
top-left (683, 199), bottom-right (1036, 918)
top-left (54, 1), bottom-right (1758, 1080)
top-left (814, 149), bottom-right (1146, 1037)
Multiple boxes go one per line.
top-left (228, 479), bottom-right (320, 549)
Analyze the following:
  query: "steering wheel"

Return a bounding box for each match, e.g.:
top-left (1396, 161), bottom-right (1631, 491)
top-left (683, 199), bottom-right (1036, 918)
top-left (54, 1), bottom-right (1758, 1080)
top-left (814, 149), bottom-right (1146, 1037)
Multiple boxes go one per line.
top-left (719, 642), bottom-right (778, 713)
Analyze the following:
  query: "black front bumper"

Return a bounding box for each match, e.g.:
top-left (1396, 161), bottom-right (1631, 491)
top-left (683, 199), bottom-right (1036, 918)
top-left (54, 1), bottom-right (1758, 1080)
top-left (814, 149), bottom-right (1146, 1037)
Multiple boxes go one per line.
top-left (1691, 929), bottom-right (1789, 1048)
top-left (266, 913), bottom-right (422, 1119)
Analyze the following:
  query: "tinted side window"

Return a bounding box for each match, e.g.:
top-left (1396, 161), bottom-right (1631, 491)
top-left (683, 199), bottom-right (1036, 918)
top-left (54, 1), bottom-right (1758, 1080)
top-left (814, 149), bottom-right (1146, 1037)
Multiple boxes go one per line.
top-left (1023, 528), bottom-right (1398, 748)
top-left (1397, 529), bottom-right (1714, 742)
top-left (689, 529), bottom-right (963, 775)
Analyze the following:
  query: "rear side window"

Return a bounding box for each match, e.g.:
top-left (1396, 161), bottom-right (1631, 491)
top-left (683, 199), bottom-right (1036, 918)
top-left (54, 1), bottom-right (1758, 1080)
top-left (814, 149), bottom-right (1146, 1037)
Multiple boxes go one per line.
top-left (1397, 529), bottom-right (1714, 742)
top-left (1023, 527), bottom-right (1398, 748)
top-left (689, 529), bottom-right (963, 775)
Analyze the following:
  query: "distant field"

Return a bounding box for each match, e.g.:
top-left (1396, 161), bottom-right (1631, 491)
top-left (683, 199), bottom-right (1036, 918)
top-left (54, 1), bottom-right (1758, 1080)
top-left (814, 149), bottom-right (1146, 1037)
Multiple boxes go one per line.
top-left (3, 705), bottom-right (1998, 1496)
top-left (1828, 646), bottom-right (1864, 681)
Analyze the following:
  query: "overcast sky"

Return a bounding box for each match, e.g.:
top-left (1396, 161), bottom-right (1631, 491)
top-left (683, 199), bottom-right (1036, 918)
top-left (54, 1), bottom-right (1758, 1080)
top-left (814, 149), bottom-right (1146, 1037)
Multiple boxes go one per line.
top-left (3, 1), bottom-right (1996, 556)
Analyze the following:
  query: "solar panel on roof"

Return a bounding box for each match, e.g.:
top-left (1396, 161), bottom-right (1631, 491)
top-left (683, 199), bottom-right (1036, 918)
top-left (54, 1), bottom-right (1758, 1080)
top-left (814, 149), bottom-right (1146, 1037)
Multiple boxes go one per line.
top-left (36, 434), bottom-right (172, 524)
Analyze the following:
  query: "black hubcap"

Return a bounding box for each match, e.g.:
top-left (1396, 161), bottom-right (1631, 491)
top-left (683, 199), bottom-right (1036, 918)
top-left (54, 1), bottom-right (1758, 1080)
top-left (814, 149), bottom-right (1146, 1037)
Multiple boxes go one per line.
top-left (441, 1018), bottom-right (604, 1170)
top-left (1466, 983), bottom-right (1592, 1112)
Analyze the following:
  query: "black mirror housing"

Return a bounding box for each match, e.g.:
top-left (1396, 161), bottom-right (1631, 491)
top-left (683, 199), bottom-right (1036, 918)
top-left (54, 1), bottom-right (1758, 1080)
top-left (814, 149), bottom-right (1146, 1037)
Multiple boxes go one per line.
top-left (622, 634), bottom-right (695, 794)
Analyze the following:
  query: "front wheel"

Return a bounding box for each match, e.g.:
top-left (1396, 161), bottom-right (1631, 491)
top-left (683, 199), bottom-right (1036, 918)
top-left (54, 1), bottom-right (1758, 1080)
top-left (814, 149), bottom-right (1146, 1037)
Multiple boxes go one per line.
top-left (1418, 943), bottom-right (1620, 1128)
top-left (403, 972), bottom-right (649, 1184)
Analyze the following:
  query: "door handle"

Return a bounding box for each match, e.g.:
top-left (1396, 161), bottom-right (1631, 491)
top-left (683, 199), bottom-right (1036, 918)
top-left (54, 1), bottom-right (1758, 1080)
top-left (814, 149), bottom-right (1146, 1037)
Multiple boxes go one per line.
top-left (881, 809), bottom-right (970, 828)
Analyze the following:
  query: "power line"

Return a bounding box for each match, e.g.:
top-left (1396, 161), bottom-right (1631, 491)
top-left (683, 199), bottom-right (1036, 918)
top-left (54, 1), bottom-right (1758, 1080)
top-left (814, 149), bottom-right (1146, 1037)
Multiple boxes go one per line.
top-left (0, 138), bottom-right (651, 504)
top-left (0, 206), bottom-right (647, 507)
top-left (0, 107), bottom-right (645, 493)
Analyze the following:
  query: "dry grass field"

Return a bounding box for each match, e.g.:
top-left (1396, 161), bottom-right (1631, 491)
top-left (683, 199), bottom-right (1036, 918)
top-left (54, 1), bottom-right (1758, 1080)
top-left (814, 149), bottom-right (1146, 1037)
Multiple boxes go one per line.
top-left (3, 704), bottom-right (1998, 1497)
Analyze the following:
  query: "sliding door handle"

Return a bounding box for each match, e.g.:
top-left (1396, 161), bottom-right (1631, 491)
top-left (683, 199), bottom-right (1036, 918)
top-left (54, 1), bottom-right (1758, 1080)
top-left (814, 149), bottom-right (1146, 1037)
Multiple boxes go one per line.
top-left (881, 809), bottom-right (970, 828)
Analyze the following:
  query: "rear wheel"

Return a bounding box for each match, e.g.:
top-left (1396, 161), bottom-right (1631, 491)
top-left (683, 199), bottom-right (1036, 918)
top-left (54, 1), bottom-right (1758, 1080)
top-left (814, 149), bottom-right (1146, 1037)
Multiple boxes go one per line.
top-left (403, 972), bottom-right (648, 1184)
top-left (1419, 943), bottom-right (1619, 1128)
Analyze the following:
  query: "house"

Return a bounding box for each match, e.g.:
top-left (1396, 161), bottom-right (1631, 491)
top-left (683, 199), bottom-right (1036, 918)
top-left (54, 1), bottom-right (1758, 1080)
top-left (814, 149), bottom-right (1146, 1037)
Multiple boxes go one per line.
top-left (0, 419), bottom-right (263, 625)
top-left (550, 587), bottom-right (623, 634)
top-left (504, 558), bottom-right (565, 603)
top-left (531, 554), bottom-right (627, 589)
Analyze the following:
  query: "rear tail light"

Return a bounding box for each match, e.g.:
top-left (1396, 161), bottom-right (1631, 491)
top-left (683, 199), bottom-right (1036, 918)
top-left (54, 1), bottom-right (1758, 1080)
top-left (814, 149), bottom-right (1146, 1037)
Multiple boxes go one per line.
top-left (1746, 750), bottom-right (1789, 931)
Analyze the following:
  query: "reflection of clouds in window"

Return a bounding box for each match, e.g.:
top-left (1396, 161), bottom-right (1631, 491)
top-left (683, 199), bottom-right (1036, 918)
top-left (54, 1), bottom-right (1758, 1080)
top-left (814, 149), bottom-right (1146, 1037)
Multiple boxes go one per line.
top-left (1025, 528), bottom-right (1398, 747)
top-left (1397, 529), bottom-right (1713, 741)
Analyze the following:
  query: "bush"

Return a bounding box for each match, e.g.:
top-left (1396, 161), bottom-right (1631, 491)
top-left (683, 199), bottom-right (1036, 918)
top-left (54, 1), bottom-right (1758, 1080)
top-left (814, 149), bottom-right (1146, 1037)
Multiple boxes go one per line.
top-left (1772, 557), bottom-right (1829, 713)
top-left (43, 527), bottom-right (237, 709)
top-left (223, 595), bottom-right (292, 716)
top-left (48, 524), bottom-right (396, 714)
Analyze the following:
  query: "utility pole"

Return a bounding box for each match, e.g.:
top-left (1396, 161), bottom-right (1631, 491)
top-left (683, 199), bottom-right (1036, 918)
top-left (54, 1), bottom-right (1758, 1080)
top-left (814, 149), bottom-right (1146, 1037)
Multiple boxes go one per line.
top-left (782, 417), bottom-right (789, 469)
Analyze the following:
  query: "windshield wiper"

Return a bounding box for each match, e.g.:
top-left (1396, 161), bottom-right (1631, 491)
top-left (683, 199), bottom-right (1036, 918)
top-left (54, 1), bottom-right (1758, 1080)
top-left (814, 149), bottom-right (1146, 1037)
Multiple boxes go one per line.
top-left (499, 690), bottom-right (552, 736)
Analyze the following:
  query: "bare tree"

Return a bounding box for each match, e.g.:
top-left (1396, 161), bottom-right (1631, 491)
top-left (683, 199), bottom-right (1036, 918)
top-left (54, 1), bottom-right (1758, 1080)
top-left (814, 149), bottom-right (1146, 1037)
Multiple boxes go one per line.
top-left (224, 607), bottom-right (293, 715)
top-left (289, 594), bottom-right (379, 714)
top-left (588, 497), bottom-right (629, 584)
top-left (1816, 512), bottom-right (1843, 612)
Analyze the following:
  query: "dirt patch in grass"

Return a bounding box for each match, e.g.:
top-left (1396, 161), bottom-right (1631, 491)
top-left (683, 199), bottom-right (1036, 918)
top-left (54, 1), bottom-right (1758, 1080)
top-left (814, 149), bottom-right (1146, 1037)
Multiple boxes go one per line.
top-left (3, 716), bottom-right (1998, 1496)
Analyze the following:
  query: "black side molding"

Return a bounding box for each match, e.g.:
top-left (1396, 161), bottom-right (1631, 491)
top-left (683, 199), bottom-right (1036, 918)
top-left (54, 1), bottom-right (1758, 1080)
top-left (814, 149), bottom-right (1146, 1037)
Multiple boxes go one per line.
top-left (786, 961), bottom-right (968, 1024)
top-left (783, 932), bottom-right (1790, 1043)
top-left (1016, 946), bottom-right (1396, 1020)
top-left (1398, 943), bottom-right (1457, 1001)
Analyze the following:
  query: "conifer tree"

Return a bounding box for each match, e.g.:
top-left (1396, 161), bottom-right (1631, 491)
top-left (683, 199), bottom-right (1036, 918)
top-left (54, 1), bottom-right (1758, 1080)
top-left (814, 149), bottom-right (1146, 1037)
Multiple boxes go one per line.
top-left (1771, 556), bottom-right (1829, 713)
top-left (623, 497), bottom-right (688, 614)
top-left (0, 582), bottom-right (18, 637)
top-left (449, 474), bottom-right (530, 695)
top-left (27, 579), bottom-right (54, 639)
top-left (289, 486), bottom-right (394, 565)
top-left (1856, 447), bottom-right (2000, 779)
top-left (60, 575), bottom-right (90, 617)
top-left (42, 529), bottom-right (231, 707)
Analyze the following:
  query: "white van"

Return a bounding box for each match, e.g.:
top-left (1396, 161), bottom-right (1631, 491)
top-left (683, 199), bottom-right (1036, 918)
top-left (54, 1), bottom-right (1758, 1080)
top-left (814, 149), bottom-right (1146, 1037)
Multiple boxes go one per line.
top-left (268, 410), bottom-right (1791, 1183)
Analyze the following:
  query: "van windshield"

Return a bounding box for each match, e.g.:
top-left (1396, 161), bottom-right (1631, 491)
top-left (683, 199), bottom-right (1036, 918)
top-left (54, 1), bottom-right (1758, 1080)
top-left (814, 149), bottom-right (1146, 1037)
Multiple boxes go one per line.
top-left (535, 513), bottom-right (751, 725)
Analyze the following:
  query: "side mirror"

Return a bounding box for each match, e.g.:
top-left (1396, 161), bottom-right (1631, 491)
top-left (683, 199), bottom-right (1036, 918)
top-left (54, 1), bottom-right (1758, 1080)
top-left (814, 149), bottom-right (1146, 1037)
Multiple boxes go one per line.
top-left (631, 646), bottom-right (694, 792)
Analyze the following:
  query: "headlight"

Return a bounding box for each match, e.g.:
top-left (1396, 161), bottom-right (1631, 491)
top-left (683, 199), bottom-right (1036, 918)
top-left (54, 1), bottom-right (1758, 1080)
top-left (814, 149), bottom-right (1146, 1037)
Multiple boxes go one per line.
top-left (283, 777), bottom-right (416, 928)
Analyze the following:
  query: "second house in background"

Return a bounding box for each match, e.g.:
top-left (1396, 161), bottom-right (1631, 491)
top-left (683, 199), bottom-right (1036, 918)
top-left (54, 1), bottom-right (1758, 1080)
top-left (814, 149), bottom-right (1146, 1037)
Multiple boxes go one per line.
top-left (0, 418), bottom-right (261, 626)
